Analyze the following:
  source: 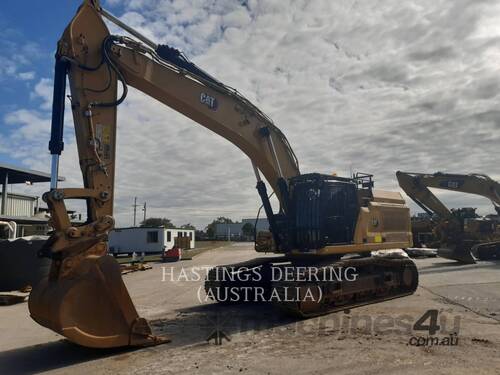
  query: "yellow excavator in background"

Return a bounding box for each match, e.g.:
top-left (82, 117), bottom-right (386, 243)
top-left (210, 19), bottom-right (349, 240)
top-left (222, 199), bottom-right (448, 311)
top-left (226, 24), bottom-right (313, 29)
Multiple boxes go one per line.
top-left (29, 0), bottom-right (418, 349)
top-left (397, 171), bottom-right (500, 264)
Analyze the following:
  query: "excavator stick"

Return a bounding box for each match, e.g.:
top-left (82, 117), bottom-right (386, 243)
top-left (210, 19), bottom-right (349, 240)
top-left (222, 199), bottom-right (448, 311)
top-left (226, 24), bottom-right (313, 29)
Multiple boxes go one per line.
top-left (29, 252), bottom-right (168, 348)
top-left (28, 2), bottom-right (168, 349)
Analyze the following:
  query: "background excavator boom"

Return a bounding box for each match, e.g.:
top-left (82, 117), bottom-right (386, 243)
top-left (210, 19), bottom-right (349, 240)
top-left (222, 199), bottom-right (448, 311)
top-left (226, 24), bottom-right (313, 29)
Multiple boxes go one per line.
top-left (397, 171), bottom-right (500, 263)
top-left (397, 171), bottom-right (500, 217)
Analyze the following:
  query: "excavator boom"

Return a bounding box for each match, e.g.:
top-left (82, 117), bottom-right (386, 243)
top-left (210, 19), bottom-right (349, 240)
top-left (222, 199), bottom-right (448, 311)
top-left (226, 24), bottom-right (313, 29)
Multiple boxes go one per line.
top-left (30, 0), bottom-right (299, 348)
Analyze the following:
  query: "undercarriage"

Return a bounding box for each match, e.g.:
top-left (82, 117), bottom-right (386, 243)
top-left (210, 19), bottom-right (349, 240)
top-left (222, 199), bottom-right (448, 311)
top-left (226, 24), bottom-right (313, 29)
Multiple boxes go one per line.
top-left (205, 254), bottom-right (418, 317)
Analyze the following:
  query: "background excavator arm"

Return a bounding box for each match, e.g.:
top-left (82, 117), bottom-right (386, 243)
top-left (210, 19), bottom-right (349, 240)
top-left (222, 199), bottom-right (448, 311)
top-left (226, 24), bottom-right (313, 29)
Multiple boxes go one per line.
top-left (396, 171), bottom-right (500, 218)
top-left (397, 170), bottom-right (500, 264)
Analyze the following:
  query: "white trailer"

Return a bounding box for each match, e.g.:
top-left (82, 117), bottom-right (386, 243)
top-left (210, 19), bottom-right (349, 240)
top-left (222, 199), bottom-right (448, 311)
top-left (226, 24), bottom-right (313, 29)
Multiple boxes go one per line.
top-left (108, 227), bottom-right (195, 255)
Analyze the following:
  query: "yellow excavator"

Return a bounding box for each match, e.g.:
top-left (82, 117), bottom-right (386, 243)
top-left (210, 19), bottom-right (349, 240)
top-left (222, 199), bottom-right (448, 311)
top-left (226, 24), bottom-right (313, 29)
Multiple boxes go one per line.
top-left (29, 0), bottom-right (418, 349)
top-left (397, 171), bottom-right (500, 264)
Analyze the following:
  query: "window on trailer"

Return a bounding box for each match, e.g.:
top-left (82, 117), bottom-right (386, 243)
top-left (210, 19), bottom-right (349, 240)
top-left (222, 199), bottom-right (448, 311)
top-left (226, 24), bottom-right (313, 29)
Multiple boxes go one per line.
top-left (147, 231), bottom-right (159, 243)
top-left (167, 231), bottom-right (171, 242)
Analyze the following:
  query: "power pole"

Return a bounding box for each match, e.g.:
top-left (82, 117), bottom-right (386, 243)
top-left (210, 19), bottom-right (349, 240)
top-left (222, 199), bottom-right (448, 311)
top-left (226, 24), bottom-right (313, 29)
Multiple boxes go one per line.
top-left (133, 197), bottom-right (140, 226)
top-left (142, 202), bottom-right (147, 223)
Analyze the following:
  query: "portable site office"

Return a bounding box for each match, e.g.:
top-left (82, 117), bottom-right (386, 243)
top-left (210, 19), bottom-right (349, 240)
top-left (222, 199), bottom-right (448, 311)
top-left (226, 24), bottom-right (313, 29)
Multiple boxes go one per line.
top-left (108, 227), bottom-right (195, 255)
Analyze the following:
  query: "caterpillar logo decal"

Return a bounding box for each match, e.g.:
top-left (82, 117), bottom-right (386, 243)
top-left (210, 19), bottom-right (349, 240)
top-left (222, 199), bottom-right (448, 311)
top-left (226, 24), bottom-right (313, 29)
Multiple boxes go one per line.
top-left (200, 92), bottom-right (218, 110)
top-left (439, 180), bottom-right (464, 189)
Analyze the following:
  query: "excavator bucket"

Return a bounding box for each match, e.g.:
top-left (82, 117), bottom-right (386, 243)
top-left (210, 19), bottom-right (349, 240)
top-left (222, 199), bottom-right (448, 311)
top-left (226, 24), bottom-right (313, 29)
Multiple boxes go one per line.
top-left (26, 2), bottom-right (170, 349)
top-left (437, 246), bottom-right (476, 264)
top-left (29, 254), bottom-right (168, 348)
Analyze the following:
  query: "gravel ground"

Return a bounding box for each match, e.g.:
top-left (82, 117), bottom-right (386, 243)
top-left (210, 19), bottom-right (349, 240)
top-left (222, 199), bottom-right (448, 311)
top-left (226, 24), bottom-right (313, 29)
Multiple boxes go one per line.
top-left (1, 243), bottom-right (499, 374)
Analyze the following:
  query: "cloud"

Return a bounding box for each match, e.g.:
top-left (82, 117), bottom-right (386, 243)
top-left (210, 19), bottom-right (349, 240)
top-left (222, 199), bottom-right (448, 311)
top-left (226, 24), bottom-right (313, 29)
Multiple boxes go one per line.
top-left (0, 39), bottom-right (43, 82)
top-left (29, 78), bottom-right (53, 110)
top-left (0, 75), bottom-right (84, 214)
top-left (3, 0), bottom-right (500, 229)
top-left (17, 71), bottom-right (36, 81)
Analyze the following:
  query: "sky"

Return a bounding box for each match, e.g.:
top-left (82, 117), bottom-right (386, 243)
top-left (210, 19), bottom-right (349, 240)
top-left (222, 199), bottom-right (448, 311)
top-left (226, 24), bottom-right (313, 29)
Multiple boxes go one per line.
top-left (0, 0), bottom-right (499, 229)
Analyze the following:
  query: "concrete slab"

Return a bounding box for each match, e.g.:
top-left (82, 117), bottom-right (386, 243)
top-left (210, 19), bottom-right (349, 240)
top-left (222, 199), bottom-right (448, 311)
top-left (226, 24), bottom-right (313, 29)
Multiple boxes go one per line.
top-left (0, 244), bottom-right (499, 374)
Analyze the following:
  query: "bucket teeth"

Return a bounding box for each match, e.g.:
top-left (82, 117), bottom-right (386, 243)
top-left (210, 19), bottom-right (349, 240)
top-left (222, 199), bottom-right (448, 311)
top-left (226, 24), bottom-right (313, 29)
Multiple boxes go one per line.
top-left (130, 318), bottom-right (170, 346)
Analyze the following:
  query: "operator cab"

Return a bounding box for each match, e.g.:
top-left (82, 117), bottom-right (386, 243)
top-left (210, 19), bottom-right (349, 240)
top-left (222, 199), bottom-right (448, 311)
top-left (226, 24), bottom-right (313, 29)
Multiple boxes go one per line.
top-left (282, 173), bottom-right (373, 251)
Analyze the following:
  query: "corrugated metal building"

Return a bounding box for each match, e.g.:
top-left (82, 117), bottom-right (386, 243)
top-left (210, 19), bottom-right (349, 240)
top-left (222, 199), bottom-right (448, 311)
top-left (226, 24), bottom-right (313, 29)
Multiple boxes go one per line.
top-left (0, 192), bottom-right (39, 217)
top-left (215, 218), bottom-right (269, 240)
top-left (0, 163), bottom-right (64, 238)
top-left (243, 218), bottom-right (269, 232)
top-left (0, 193), bottom-right (48, 237)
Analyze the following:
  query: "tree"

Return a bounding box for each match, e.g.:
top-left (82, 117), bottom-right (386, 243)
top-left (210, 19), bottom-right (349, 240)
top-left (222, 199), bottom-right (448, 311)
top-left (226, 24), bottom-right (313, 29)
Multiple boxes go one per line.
top-left (181, 223), bottom-right (196, 230)
top-left (241, 222), bottom-right (255, 238)
top-left (206, 217), bottom-right (233, 239)
top-left (140, 217), bottom-right (175, 228)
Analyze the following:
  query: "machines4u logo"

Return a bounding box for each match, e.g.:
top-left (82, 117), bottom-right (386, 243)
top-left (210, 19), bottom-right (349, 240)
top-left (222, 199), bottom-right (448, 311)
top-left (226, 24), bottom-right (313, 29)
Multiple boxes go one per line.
top-left (408, 310), bottom-right (460, 347)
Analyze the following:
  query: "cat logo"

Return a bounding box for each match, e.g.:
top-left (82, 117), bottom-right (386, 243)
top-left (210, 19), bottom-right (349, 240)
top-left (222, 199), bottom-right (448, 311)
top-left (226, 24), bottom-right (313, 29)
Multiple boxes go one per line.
top-left (439, 180), bottom-right (464, 189)
top-left (200, 92), bottom-right (218, 110)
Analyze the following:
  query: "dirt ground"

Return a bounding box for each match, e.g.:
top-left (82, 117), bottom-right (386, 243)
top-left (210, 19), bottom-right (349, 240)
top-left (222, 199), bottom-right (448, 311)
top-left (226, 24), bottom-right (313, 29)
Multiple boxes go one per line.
top-left (1, 243), bottom-right (500, 374)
